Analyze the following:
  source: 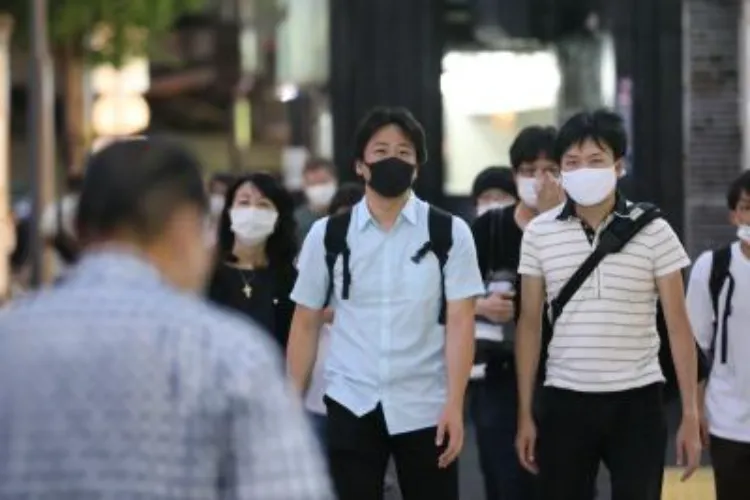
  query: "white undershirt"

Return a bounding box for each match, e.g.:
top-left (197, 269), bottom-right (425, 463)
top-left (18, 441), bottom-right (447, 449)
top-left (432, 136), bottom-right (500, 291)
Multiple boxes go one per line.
top-left (686, 242), bottom-right (750, 443)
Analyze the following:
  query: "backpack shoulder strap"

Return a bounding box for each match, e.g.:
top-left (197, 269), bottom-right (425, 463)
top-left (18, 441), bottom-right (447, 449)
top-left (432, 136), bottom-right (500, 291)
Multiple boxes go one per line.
top-left (549, 202), bottom-right (662, 325)
top-left (323, 210), bottom-right (353, 306)
top-left (708, 245), bottom-right (733, 364)
top-left (428, 205), bottom-right (454, 325)
top-left (428, 205), bottom-right (453, 260)
top-left (709, 246), bottom-right (732, 319)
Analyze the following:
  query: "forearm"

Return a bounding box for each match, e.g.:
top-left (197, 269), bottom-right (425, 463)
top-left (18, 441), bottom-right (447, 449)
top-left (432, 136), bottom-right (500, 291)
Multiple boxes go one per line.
top-left (286, 314), bottom-right (322, 394)
top-left (669, 326), bottom-right (699, 416)
top-left (445, 314), bottom-right (475, 408)
top-left (515, 317), bottom-right (541, 419)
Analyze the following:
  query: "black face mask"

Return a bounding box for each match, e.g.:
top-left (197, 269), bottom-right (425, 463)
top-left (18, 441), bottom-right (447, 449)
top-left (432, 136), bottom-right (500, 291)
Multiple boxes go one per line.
top-left (365, 157), bottom-right (415, 198)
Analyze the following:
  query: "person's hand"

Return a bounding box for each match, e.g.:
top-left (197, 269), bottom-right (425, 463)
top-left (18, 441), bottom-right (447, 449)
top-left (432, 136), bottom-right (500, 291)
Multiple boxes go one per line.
top-left (676, 414), bottom-right (702, 481)
top-left (321, 307), bottom-right (335, 324)
top-left (515, 414), bottom-right (539, 474)
top-left (536, 172), bottom-right (565, 213)
top-left (436, 402), bottom-right (464, 468)
top-left (477, 293), bottom-right (514, 324)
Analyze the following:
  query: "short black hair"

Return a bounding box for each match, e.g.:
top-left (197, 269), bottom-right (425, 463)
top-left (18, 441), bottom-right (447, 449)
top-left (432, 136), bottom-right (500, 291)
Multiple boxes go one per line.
top-left (303, 157), bottom-right (336, 176)
top-left (328, 182), bottom-right (365, 215)
top-left (471, 166), bottom-right (517, 200)
top-left (210, 172), bottom-right (234, 186)
top-left (554, 109), bottom-right (627, 163)
top-left (76, 137), bottom-right (207, 242)
top-left (727, 170), bottom-right (750, 210)
top-left (217, 172), bottom-right (298, 269)
top-left (509, 126), bottom-right (557, 171)
top-left (353, 107), bottom-right (427, 165)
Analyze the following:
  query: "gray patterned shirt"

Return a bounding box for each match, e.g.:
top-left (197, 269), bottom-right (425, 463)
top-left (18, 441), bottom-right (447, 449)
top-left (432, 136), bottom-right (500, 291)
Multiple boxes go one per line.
top-left (0, 251), bottom-right (333, 500)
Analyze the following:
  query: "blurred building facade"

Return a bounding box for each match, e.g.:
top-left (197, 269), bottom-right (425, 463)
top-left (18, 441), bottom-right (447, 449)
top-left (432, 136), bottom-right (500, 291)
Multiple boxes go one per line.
top-left (325, 0), bottom-right (745, 256)
top-left (5, 0), bottom-right (747, 256)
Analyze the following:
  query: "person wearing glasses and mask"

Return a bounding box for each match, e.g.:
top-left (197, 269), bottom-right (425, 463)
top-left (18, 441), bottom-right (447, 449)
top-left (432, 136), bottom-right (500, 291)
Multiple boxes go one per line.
top-left (208, 173), bottom-right (298, 350)
top-left (468, 130), bottom-right (563, 500)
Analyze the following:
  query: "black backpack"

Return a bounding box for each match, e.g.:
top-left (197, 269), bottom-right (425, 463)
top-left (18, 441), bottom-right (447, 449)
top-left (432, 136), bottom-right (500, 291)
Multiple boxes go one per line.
top-left (708, 245), bottom-right (734, 367)
top-left (540, 202), bottom-right (709, 400)
top-left (322, 205), bottom-right (454, 324)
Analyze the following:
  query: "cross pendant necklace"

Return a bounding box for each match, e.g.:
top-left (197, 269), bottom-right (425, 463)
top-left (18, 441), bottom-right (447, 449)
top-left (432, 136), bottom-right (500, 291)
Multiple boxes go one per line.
top-left (237, 269), bottom-right (253, 299)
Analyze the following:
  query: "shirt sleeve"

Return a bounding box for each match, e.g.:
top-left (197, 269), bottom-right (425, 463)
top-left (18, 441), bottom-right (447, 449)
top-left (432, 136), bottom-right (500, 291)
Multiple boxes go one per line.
top-left (224, 329), bottom-right (334, 500)
top-left (290, 219), bottom-right (330, 309)
top-left (444, 216), bottom-right (486, 301)
top-left (517, 225), bottom-right (543, 277)
top-left (650, 218), bottom-right (691, 277)
top-left (685, 251), bottom-right (715, 351)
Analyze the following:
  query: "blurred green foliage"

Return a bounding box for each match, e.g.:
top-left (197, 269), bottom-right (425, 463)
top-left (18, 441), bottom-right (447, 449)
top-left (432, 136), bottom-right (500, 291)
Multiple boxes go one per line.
top-left (2, 0), bottom-right (205, 64)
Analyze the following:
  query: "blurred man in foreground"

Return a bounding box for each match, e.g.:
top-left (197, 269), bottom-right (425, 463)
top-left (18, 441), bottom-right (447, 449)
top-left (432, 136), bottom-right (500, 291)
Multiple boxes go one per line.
top-left (0, 137), bottom-right (333, 500)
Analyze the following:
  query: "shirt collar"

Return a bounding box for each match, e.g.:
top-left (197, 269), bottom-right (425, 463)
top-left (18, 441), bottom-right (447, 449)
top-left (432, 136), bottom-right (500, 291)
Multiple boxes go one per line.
top-left (66, 248), bottom-right (166, 288)
top-left (556, 191), bottom-right (629, 221)
top-left (355, 192), bottom-right (419, 231)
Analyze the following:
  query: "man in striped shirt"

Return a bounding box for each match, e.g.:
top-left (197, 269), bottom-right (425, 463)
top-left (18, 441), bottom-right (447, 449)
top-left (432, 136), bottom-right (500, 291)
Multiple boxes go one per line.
top-left (514, 109), bottom-right (702, 499)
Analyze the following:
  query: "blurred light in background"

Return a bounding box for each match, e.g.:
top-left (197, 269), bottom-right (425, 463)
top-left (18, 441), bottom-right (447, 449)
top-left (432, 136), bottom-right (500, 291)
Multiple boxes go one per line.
top-left (275, 0), bottom-right (329, 87)
top-left (441, 51), bottom-right (561, 115)
top-left (600, 34), bottom-right (616, 108)
top-left (92, 95), bottom-right (150, 137)
top-left (442, 50), bottom-right (560, 195)
top-left (91, 59), bottom-right (150, 95)
top-left (91, 57), bottom-right (151, 141)
top-left (276, 83), bottom-right (299, 102)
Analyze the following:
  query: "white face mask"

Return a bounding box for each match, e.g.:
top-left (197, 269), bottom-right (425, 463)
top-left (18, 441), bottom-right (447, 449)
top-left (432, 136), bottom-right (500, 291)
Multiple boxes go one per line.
top-left (305, 182), bottom-right (337, 207)
top-left (737, 225), bottom-right (750, 243)
top-left (561, 166), bottom-right (617, 207)
top-left (477, 201), bottom-right (513, 217)
top-left (230, 207), bottom-right (279, 246)
top-left (517, 177), bottom-right (539, 209)
top-left (209, 194), bottom-right (225, 217)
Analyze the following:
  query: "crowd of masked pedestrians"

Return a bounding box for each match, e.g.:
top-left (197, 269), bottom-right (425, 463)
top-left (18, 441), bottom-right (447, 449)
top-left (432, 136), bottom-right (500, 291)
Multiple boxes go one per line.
top-left (0, 106), bottom-right (748, 500)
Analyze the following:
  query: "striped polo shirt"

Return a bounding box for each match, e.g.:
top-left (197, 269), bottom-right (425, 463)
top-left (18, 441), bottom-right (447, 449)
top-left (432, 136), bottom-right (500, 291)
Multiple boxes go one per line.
top-left (518, 195), bottom-right (691, 392)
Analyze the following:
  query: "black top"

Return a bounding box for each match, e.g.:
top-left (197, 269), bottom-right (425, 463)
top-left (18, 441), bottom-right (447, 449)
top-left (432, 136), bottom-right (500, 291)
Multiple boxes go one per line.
top-left (472, 205), bottom-right (523, 280)
top-left (207, 262), bottom-right (297, 350)
top-left (471, 205), bottom-right (524, 381)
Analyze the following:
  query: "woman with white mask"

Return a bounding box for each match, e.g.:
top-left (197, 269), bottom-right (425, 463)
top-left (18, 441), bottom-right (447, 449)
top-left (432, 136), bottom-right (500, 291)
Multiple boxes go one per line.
top-left (208, 173), bottom-right (298, 349)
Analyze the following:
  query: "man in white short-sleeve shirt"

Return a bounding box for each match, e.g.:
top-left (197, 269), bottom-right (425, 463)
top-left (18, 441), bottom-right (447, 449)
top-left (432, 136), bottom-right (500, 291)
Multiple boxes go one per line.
top-left (514, 109), bottom-right (702, 500)
top-left (287, 107), bottom-right (484, 500)
top-left (686, 170), bottom-right (750, 500)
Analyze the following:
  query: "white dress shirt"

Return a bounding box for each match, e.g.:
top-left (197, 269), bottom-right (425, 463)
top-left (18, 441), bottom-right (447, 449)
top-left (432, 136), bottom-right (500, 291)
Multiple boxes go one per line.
top-left (292, 194), bottom-right (485, 435)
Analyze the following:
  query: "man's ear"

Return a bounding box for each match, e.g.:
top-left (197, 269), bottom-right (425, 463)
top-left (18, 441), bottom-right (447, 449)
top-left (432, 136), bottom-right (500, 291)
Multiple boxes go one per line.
top-left (354, 160), bottom-right (366, 178)
top-left (614, 159), bottom-right (626, 179)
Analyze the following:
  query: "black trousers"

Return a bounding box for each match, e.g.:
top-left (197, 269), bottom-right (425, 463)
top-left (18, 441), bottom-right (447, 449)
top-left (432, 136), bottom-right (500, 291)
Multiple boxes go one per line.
top-left (710, 435), bottom-right (750, 500)
top-left (325, 396), bottom-right (458, 500)
top-left (536, 383), bottom-right (666, 500)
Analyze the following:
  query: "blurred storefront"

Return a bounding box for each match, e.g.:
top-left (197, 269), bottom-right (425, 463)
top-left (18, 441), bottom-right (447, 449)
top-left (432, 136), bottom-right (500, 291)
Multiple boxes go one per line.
top-left (322, 0), bottom-right (743, 254)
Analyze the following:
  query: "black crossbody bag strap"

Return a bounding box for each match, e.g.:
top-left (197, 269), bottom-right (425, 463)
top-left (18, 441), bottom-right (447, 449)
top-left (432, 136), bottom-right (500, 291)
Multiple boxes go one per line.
top-left (548, 205), bottom-right (662, 326)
